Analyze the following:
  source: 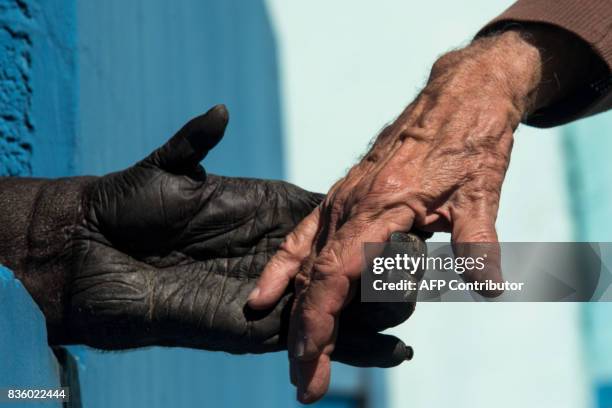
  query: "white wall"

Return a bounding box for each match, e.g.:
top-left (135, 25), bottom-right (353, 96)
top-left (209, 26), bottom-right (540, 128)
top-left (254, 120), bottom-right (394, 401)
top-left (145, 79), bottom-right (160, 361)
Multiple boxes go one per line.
top-left (265, 1), bottom-right (589, 407)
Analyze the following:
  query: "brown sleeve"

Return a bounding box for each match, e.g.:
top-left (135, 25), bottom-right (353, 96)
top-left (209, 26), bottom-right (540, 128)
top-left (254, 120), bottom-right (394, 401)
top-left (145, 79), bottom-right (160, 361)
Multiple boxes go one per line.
top-left (477, 0), bottom-right (612, 128)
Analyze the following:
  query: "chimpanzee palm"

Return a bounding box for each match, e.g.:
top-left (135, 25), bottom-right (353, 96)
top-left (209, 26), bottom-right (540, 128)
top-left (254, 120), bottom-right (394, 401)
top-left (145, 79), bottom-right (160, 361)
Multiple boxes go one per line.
top-left (66, 105), bottom-right (418, 367)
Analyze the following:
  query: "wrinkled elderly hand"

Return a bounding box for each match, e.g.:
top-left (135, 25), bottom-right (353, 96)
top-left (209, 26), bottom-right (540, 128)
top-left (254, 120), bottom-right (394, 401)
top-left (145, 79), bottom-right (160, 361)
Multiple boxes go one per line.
top-left (0, 105), bottom-right (418, 368)
top-left (247, 30), bottom-right (576, 403)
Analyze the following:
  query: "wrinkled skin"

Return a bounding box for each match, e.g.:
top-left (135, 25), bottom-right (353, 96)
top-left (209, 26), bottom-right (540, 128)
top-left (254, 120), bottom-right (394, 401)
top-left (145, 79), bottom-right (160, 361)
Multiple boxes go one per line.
top-left (249, 27), bottom-right (602, 403)
top-left (55, 105), bottom-right (419, 367)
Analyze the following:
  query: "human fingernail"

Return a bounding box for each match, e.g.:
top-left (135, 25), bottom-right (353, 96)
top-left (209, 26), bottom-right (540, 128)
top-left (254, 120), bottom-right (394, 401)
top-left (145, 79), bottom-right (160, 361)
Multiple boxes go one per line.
top-left (294, 337), bottom-right (305, 358)
top-left (297, 388), bottom-right (311, 404)
top-left (247, 287), bottom-right (260, 303)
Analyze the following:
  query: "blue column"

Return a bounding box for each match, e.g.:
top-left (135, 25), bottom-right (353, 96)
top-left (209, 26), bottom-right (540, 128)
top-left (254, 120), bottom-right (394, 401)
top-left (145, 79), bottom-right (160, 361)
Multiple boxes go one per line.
top-left (563, 111), bottom-right (612, 408)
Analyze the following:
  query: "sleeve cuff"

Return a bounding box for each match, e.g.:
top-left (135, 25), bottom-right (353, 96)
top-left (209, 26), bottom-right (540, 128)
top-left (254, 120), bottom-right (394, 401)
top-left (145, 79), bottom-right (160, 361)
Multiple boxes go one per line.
top-left (476, 0), bottom-right (612, 128)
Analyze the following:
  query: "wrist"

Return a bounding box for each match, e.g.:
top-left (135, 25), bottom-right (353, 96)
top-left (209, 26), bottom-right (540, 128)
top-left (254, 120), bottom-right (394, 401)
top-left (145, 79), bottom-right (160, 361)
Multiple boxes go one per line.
top-left (429, 30), bottom-right (543, 120)
top-left (0, 176), bottom-right (96, 342)
top-left (470, 22), bottom-right (607, 118)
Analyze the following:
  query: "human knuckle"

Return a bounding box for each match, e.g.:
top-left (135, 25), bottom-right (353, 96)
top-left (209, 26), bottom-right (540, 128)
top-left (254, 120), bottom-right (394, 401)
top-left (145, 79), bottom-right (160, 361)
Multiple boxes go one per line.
top-left (279, 232), bottom-right (300, 254)
top-left (469, 172), bottom-right (503, 192)
top-left (482, 154), bottom-right (509, 174)
top-left (483, 113), bottom-right (510, 135)
top-left (314, 265), bottom-right (351, 286)
top-left (300, 302), bottom-right (324, 323)
top-left (464, 228), bottom-right (496, 242)
top-left (460, 184), bottom-right (495, 203)
top-left (313, 250), bottom-right (342, 277)
top-left (294, 270), bottom-right (311, 292)
top-left (376, 171), bottom-right (406, 193)
top-left (326, 198), bottom-right (347, 219)
top-left (430, 51), bottom-right (460, 77)
top-left (398, 125), bottom-right (436, 143)
top-left (437, 140), bottom-right (470, 158)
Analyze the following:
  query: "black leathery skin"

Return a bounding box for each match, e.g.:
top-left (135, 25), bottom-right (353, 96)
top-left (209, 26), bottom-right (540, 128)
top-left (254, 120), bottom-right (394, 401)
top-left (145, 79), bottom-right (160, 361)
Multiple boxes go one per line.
top-left (0, 107), bottom-right (423, 368)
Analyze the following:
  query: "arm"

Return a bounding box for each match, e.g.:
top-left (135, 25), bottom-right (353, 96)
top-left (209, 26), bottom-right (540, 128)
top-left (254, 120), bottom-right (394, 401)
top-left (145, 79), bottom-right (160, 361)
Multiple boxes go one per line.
top-left (249, 5), bottom-right (611, 403)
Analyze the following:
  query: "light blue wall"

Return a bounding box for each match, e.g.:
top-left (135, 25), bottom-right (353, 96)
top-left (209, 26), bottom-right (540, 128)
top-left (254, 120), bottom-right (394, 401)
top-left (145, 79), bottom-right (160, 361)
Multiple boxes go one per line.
top-left (563, 114), bottom-right (612, 242)
top-left (266, 2), bottom-right (587, 407)
top-left (563, 112), bottom-right (612, 408)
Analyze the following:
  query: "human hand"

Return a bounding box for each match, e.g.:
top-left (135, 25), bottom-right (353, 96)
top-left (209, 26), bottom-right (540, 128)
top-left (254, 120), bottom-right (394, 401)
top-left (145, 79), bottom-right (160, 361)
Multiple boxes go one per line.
top-left (0, 105), bottom-right (417, 367)
top-left (248, 31), bottom-right (550, 403)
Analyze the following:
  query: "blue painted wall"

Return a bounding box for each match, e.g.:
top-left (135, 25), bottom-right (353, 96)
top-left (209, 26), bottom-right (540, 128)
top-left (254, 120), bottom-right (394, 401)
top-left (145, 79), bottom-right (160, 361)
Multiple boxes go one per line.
top-left (29, 0), bottom-right (77, 177)
top-left (0, 0), bottom-right (33, 176)
top-left (0, 266), bottom-right (61, 408)
top-left (75, 0), bottom-right (284, 179)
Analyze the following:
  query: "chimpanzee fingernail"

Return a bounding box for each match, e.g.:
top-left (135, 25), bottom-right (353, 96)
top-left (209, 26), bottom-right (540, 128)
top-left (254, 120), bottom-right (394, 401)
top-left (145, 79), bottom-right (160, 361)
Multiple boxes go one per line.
top-left (405, 346), bottom-right (414, 361)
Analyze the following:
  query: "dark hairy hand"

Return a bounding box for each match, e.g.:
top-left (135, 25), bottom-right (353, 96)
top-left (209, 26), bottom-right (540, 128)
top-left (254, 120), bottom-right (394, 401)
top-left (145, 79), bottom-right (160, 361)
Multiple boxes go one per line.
top-left (0, 105), bottom-right (418, 368)
top-left (248, 27), bottom-right (592, 403)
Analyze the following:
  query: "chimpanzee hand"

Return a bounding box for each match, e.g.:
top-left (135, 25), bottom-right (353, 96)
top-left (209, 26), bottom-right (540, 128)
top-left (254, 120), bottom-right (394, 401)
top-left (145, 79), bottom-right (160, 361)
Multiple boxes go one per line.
top-left (33, 105), bottom-right (419, 367)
